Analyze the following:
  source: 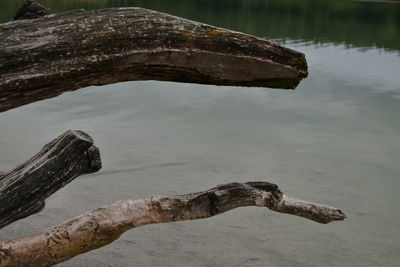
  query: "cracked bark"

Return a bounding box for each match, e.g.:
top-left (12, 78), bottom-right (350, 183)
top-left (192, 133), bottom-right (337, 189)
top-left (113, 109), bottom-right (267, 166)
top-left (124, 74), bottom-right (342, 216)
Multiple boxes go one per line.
top-left (0, 130), bottom-right (101, 229)
top-left (0, 0), bottom-right (308, 112)
top-left (0, 181), bottom-right (345, 267)
top-left (0, 2), bottom-right (342, 266)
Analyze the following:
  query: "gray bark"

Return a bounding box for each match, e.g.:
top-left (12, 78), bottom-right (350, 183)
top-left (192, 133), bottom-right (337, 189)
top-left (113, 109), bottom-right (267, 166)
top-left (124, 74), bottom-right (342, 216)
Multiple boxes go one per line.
top-left (0, 130), bottom-right (101, 229)
top-left (0, 2), bottom-right (308, 112)
top-left (0, 181), bottom-right (345, 266)
top-left (0, 4), bottom-right (340, 266)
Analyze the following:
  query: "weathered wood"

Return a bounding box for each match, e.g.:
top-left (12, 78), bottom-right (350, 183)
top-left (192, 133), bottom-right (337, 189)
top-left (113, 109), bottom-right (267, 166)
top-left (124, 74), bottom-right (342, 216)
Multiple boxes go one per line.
top-left (0, 1), bottom-right (308, 112)
top-left (12, 0), bottom-right (49, 21)
top-left (0, 181), bottom-right (345, 266)
top-left (0, 130), bottom-right (101, 229)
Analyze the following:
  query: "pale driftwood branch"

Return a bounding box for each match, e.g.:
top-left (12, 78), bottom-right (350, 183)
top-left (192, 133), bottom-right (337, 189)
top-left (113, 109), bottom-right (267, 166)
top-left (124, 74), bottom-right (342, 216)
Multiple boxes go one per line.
top-left (0, 182), bottom-right (345, 266)
top-left (0, 130), bottom-right (101, 229)
top-left (0, 1), bottom-right (308, 112)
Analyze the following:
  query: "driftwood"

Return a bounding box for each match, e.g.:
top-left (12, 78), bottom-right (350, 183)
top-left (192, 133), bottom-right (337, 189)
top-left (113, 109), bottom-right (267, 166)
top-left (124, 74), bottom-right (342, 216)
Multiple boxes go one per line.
top-left (0, 1), bottom-right (308, 112)
top-left (0, 3), bottom-right (341, 266)
top-left (12, 0), bottom-right (49, 21)
top-left (0, 130), bottom-right (101, 229)
top-left (0, 181), bottom-right (345, 266)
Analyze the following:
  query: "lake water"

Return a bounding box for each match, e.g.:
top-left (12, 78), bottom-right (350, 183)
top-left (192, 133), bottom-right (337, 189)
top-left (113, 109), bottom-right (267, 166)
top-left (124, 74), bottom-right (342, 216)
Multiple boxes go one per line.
top-left (1, 0), bottom-right (400, 266)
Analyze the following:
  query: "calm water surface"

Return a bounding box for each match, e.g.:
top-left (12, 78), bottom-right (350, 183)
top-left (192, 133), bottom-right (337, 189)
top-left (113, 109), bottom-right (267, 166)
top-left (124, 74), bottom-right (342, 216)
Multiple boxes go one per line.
top-left (1, 0), bottom-right (400, 266)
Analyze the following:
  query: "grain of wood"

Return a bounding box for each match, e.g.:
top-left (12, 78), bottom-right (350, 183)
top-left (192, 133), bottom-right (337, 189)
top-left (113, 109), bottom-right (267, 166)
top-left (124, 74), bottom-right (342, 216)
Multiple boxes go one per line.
top-left (0, 130), bottom-right (101, 229)
top-left (0, 2), bottom-right (308, 112)
top-left (0, 181), bottom-right (345, 266)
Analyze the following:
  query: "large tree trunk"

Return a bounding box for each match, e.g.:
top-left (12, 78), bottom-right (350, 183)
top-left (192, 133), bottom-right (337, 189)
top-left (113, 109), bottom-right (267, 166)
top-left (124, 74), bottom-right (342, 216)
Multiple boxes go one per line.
top-left (0, 1), bottom-right (308, 112)
top-left (0, 130), bottom-right (101, 229)
top-left (0, 181), bottom-right (345, 267)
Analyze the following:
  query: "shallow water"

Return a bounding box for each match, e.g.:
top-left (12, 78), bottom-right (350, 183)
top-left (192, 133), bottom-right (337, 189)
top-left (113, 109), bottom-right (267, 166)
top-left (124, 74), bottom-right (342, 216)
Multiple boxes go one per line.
top-left (1, 0), bottom-right (400, 266)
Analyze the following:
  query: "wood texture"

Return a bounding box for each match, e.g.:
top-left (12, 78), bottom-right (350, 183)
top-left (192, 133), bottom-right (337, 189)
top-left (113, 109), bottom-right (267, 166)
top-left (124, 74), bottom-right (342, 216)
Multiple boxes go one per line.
top-left (0, 181), bottom-right (345, 266)
top-left (12, 0), bottom-right (49, 21)
top-left (0, 3), bottom-right (308, 112)
top-left (0, 130), bottom-right (101, 229)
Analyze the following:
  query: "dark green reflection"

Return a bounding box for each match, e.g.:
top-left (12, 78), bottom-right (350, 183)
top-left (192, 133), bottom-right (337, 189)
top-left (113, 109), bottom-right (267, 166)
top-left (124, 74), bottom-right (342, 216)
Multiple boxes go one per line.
top-left (1, 0), bottom-right (400, 51)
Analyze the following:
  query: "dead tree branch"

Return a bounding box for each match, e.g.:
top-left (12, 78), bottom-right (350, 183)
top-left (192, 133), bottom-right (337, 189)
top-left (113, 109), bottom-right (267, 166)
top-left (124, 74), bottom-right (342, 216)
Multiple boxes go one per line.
top-left (12, 0), bottom-right (49, 21)
top-left (0, 181), bottom-right (345, 266)
top-left (0, 130), bottom-right (101, 229)
top-left (0, 1), bottom-right (308, 112)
